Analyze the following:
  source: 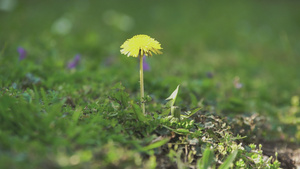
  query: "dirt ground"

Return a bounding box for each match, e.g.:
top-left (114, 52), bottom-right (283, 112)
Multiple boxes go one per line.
top-left (260, 140), bottom-right (300, 169)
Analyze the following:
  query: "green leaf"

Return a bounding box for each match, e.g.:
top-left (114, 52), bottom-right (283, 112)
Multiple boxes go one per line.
top-left (40, 88), bottom-right (48, 108)
top-left (197, 147), bottom-right (214, 169)
top-left (110, 83), bottom-right (129, 109)
top-left (161, 108), bottom-right (171, 116)
top-left (166, 85), bottom-right (180, 107)
top-left (219, 150), bottom-right (238, 169)
top-left (185, 107), bottom-right (201, 118)
top-left (176, 128), bottom-right (190, 134)
top-left (72, 107), bottom-right (82, 123)
top-left (141, 137), bottom-right (170, 151)
top-left (162, 125), bottom-right (190, 135)
top-left (131, 101), bottom-right (148, 123)
top-left (190, 93), bottom-right (198, 107)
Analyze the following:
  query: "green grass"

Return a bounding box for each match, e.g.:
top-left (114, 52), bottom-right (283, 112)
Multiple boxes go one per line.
top-left (0, 0), bottom-right (299, 168)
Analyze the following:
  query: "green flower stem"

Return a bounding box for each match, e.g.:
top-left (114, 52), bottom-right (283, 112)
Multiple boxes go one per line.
top-left (139, 54), bottom-right (145, 115)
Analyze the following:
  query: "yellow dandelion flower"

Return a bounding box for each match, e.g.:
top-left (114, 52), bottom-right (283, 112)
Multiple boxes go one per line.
top-left (120, 34), bottom-right (162, 57)
top-left (120, 34), bottom-right (162, 115)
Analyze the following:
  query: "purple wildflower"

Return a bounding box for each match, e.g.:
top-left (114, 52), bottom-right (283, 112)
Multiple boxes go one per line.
top-left (17, 47), bottom-right (27, 60)
top-left (68, 54), bottom-right (81, 69)
top-left (103, 55), bottom-right (116, 66)
top-left (142, 56), bottom-right (150, 71)
top-left (206, 72), bottom-right (214, 78)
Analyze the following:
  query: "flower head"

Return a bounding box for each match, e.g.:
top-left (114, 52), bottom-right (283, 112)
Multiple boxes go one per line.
top-left (17, 47), bottom-right (27, 60)
top-left (68, 54), bottom-right (81, 69)
top-left (120, 34), bottom-right (162, 57)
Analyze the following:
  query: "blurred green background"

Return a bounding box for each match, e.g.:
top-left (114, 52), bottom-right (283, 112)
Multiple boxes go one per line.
top-left (1, 0), bottom-right (299, 82)
top-left (1, 0), bottom-right (300, 136)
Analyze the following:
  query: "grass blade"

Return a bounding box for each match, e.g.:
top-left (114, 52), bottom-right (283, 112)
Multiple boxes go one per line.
top-left (219, 150), bottom-right (238, 169)
top-left (141, 137), bottom-right (170, 151)
top-left (197, 147), bottom-right (214, 169)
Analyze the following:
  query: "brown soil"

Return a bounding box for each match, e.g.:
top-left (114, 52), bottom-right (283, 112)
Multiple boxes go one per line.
top-left (260, 140), bottom-right (300, 169)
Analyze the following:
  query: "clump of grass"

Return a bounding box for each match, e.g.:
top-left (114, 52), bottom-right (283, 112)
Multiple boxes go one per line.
top-left (0, 81), bottom-right (282, 168)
